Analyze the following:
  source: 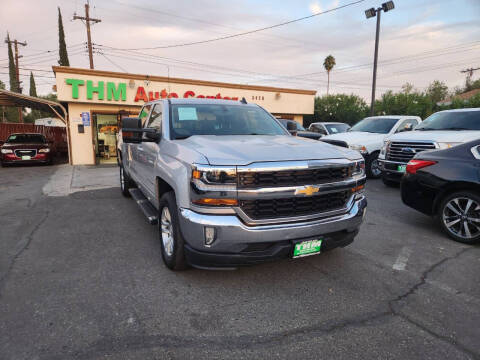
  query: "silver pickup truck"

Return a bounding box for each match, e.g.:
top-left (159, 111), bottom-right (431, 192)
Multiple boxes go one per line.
top-left (119, 98), bottom-right (367, 270)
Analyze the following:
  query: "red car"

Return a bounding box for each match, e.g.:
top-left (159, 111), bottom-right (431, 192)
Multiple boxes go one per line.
top-left (0, 133), bottom-right (53, 166)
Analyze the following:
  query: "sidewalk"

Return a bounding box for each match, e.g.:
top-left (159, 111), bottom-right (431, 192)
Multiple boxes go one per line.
top-left (42, 164), bottom-right (119, 197)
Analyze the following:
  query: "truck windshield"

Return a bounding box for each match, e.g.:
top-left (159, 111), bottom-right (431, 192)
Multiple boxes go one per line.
top-left (6, 134), bottom-right (46, 143)
top-left (350, 118), bottom-right (399, 134)
top-left (416, 111), bottom-right (480, 131)
top-left (170, 104), bottom-right (287, 139)
top-left (325, 123), bottom-right (350, 134)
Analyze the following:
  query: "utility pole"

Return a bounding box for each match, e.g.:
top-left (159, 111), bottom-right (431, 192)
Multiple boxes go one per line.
top-left (73, 1), bottom-right (101, 69)
top-left (4, 37), bottom-right (27, 122)
top-left (461, 67), bottom-right (480, 88)
top-left (365, 1), bottom-right (395, 116)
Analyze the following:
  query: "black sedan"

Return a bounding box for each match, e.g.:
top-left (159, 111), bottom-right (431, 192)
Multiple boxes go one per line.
top-left (278, 119), bottom-right (323, 140)
top-left (401, 139), bottom-right (480, 244)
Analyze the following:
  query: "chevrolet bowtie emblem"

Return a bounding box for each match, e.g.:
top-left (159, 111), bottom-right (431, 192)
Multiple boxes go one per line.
top-left (295, 186), bottom-right (320, 196)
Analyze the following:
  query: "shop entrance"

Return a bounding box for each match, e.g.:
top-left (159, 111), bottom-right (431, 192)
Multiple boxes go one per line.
top-left (93, 113), bottom-right (119, 164)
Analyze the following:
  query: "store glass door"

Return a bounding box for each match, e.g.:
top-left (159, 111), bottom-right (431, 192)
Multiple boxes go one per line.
top-left (94, 114), bottom-right (119, 164)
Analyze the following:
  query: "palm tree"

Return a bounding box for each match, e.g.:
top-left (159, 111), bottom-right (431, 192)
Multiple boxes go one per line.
top-left (323, 55), bottom-right (336, 96)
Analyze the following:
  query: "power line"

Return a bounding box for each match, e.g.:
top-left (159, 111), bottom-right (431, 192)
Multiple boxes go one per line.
top-left (103, 0), bottom-right (366, 50)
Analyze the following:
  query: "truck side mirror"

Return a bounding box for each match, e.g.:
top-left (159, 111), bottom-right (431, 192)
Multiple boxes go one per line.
top-left (286, 121), bottom-right (297, 135)
top-left (122, 117), bottom-right (142, 143)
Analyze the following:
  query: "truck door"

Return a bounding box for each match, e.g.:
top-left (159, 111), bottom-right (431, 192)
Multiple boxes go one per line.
top-left (127, 104), bottom-right (152, 183)
top-left (137, 103), bottom-right (163, 200)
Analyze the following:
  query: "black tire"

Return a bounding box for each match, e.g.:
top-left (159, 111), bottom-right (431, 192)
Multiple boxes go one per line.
top-left (437, 191), bottom-right (480, 244)
top-left (366, 151), bottom-right (381, 179)
top-left (119, 165), bottom-right (134, 197)
top-left (158, 191), bottom-right (188, 270)
top-left (382, 176), bottom-right (399, 187)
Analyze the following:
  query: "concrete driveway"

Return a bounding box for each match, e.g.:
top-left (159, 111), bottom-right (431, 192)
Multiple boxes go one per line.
top-left (0, 164), bottom-right (478, 359)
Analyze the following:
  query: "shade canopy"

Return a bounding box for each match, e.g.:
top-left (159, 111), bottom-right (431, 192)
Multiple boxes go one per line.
top-left (0, 89), bottom-right (67, 123)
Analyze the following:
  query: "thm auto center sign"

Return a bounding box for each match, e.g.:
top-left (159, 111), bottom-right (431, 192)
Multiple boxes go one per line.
top-left (65, 78), bottom-right (240, 103)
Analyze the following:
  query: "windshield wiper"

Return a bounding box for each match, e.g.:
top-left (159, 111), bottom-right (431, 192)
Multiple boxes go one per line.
top-left (175, 136), bottom-right (191, 140)
top-left (416, 127), bottom-right (437, 131)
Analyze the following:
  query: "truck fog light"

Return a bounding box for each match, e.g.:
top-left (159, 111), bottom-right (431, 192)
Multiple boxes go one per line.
top-left (204, 227), bottom-right (216, 246)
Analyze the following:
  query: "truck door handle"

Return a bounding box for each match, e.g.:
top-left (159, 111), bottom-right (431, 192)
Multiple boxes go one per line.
top-left (137, 146), bottom-right (144, 151)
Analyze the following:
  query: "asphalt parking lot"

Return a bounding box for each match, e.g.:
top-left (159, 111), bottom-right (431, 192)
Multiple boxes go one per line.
top-left (0, 164), bottom-right (479, 360)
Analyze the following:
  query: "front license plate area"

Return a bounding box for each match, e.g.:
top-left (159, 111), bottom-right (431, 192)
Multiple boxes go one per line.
top-left (293, 239), bottom-right (322, 258)
top-left (21, 155), bottom-right (31, 160)
top-left (397, 165), bottom-right (406, 173)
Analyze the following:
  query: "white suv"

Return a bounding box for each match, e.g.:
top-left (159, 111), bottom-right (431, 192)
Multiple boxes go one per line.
top-left (379, 108), bottom-right (480, 186)
top-left (322, 115), bottom-right (421, 178)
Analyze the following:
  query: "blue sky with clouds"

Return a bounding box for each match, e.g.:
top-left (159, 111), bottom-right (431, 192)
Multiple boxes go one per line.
top-left (1, 0), bottom-right (479, 99)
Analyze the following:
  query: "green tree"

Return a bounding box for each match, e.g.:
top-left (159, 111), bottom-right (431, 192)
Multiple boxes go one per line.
top-left (6, 33), bottom-right (19, 93)
top-left (306, 94), bottom-right (368, 127)
top-left (58, 7), bottom-right (70, 66)
top-left (0, 79), bottom-right (5, 90)
top-left (29, 72), bottom-right (37, 97)
top-left (323, 55), bottom-right (336, 96)
top-left (426, 80), bottom-right (448, 104)
top-left (375, 87), bottom-right (434, 119)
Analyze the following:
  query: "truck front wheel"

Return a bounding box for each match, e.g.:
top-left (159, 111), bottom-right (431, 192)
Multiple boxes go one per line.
top-left (366, 152), bottom-right (381, 179)
top-left (158, 191), bottom-right (188, 270)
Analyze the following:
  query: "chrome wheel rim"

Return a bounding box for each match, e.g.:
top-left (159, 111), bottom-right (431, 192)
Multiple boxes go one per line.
top-left (443, 197), bottom-right (480, 239)
top-left (161, 207), bottom-right (174, 256)
top-left (120, 167), bottom-right (125, 190)
top-left (371, 159), bottom-right (381, 177)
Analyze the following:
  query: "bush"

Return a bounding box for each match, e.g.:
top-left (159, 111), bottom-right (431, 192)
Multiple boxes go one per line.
top-left (306, 94), bottom-right (369, 127)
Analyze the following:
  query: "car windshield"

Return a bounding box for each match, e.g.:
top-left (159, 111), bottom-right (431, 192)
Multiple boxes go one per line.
top-left (350, 118), bottom-right (399, 134)
top-left (6, 134), bottom-right (46, 143)
top-left (170, 104), bottom-right (287, 139)
top-left (415, 111), bottom-right (480, 131)
top-left (325, 123), bottom-right (350, 134)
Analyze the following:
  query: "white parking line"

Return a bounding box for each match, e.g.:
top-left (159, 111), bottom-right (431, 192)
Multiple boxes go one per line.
top-left (393, 246), bottom-right (412, 271)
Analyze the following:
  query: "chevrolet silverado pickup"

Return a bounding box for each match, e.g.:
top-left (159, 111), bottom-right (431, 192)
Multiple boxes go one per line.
top-left (119, 99), bottom-right (367, 270)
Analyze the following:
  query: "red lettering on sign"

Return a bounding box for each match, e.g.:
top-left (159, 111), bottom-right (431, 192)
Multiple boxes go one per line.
top-left (183, 91), bottom-right (195, 98)
top-left (168, 92), bottom-right (178, 98)
top-left (160, 89), bottom-right (168, 99)
top-left (197, 95), bottom-right (205, 98)
top-left (134, 87), bottom-right (148, 102)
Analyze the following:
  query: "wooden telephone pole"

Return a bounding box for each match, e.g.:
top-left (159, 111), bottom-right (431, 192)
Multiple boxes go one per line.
top-left (461, 67), bottom-right (480, 86)
top-left (73, 1), bottom-right (101, 69)
top-left (4, 37), bottom-right (27, 122)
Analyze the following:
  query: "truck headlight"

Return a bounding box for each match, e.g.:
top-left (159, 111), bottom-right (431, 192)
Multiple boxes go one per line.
top-left (1, 149), bottom-right (13, 154)
top-left (380, 140), bottom-right (390, 156)
top-left (437, 142), bottom-right (461, 149)
top-left (349, 144), bottom-right (368, 154)
top-left (191, 165), bottom-right (237, 206)
top-left (38, 148), bottom-right (50, 153)
top-left (192, 165), bottom-right (236, 185)
top-left (352, 160), bottom-right (365, 177)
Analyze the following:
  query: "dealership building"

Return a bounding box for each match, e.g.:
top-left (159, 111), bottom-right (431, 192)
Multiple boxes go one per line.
top-left (53, 66), bottom-right (316, 165)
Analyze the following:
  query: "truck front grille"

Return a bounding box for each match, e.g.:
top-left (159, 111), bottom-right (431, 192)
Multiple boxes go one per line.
top-left (238, 166), bottom-right (350, 188)
top-left (239, 190), bottom-right (350, 220)
top-left (386, 141), bottom-right (436, 163)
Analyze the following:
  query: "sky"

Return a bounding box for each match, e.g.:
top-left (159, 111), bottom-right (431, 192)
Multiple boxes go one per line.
top-left (1, 0), bottom-right (479, 100)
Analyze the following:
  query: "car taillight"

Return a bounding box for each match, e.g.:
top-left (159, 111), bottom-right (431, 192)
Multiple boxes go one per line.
top-left (406, 159), bottom-right (436, 174)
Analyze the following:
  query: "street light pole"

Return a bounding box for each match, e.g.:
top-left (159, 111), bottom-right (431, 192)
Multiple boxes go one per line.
top-left (365, 1), bottom-right (394, 116)
top-left (370, 9), bottom-right (381, 116)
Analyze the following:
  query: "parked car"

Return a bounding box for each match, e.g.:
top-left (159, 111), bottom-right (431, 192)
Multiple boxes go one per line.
top-left (401, 139), bottom-right (480, 244)
top-left (0, 133), bottom-right (53, 166)
top-left (278, 119), bottom-right (323, 140)
top-left (379, 108), bottom-right (480, 186)
top-left (119, 98), bottom-right (367, 270)
top-left (308, 122), bottom-right (350, 136)
top-left (322, 116), bottom-right (421, 178)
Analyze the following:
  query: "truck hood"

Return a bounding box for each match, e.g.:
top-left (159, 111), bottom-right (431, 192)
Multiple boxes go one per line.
top-left (322, 131), bottom-right (387, 145)
top-left (179, 135), bottom-right (360, 166)
top-left (388, 130), bottom-right (480, 143)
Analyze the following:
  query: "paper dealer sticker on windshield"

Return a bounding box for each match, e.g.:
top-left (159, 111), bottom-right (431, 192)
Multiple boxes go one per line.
top-left (178, 107), bottom-right (198, 121)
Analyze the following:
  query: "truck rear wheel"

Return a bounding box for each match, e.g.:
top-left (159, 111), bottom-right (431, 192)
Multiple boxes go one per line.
top-left (158, 191), bottom-right (188, 270)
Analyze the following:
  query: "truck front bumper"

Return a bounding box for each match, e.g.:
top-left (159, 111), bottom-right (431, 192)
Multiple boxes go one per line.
top-left (178, 196), bottom-right (367, 268)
